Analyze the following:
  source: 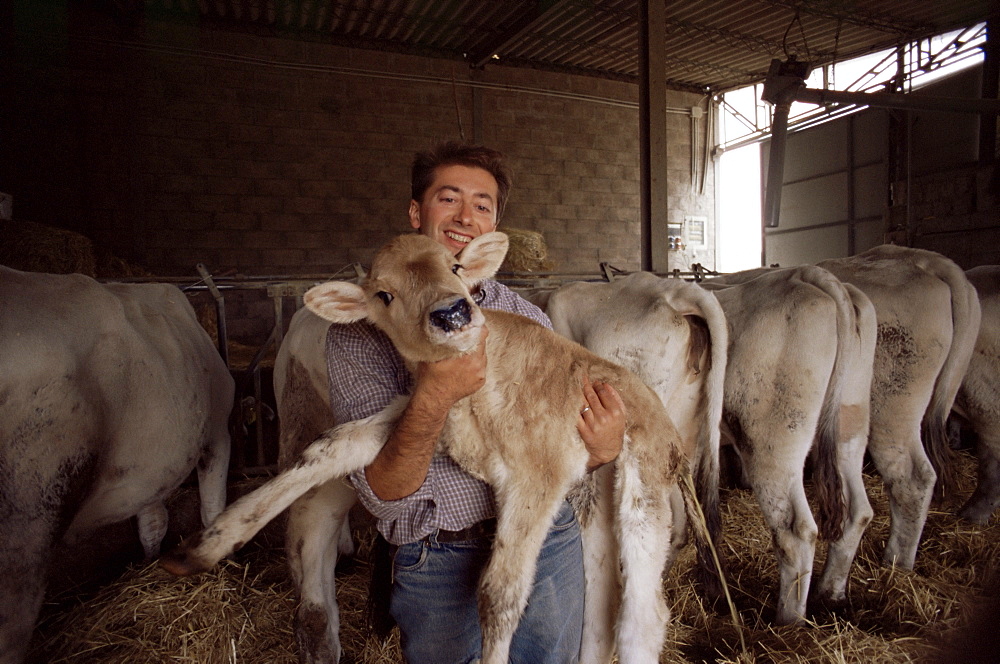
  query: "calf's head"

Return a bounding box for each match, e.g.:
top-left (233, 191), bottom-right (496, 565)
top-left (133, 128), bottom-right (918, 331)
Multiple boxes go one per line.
top-left (304, 232), bottom-right (509, 363)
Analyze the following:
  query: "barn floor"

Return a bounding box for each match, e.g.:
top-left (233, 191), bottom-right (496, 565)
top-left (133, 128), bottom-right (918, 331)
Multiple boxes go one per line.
top-left (27, 451), bottom-right (1000, 664)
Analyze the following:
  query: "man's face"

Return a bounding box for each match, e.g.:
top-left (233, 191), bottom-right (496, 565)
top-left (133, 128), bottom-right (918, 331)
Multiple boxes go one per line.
top-left (409, 164), bottom-right (499, 256)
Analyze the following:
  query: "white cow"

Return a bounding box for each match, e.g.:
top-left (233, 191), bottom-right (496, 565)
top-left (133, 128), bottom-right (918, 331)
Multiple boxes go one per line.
top-left (161, 232), bottom-right (718, 664)
top-left (701, 265), bottom-right (877, 624)
top-left (952, 265), bottom-right (1000, 523)
top-left (272, 305), bottom-right (355, 662)
top-left (817, 245), bottom-right (981, 568)
top-left (0, 266), bottom-right (233, 664)
top-left (532, 272), bottom-right (728, 661)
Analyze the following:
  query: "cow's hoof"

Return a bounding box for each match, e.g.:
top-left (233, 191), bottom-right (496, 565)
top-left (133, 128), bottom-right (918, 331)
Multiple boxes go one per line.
top-left (158, 545), bottom-right (207, 577)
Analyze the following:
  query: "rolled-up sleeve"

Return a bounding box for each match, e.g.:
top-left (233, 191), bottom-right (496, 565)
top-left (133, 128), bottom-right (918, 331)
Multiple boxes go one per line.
top-left (325, 323), bottom-right (430, 523)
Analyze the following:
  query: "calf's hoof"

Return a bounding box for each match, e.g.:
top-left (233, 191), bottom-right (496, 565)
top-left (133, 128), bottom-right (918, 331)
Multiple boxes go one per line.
top-left (158, 533), bottom-right (213, 577)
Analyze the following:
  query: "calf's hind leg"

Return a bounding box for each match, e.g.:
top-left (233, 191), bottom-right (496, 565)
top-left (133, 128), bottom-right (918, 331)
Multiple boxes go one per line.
top-left (478, 484), bottom-right (575, 664)
top-left (161, 404), bottom-right (402, 575)
top-left (614, 455), bottom-right (675, 664)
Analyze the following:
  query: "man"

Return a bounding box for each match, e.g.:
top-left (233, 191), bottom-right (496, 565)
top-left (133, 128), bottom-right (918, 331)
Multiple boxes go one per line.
top-left (326, 142), bottom-right (625, 663)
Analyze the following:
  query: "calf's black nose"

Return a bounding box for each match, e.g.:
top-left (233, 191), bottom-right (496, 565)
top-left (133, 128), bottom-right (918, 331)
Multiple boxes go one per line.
top-left (430, 298), bottom-right (472, 332)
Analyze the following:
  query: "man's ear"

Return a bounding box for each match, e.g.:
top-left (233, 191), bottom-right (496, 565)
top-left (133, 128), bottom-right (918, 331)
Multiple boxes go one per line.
top-left (408, 200), bottom-right (422, 230)
top-left (458, 231), bottom-right (508, 286)
top-left (304, 281), bottom-right (369, 323)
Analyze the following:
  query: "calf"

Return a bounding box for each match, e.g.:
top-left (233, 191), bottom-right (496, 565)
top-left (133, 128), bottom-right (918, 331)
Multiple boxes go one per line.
top-left (161, 232), bottom-right (718, 664)
top-left (0, 267), bottom-right (233, 664)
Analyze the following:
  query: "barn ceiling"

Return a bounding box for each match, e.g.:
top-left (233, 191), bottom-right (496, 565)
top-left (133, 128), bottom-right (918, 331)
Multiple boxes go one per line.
top-left (98, 0), bottom-right (994, 93)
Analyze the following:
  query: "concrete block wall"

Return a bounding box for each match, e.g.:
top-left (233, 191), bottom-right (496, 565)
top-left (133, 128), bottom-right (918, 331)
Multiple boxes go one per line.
top-left (5, 6), bottom-right (716, 341)
top-left (911, 164), bottom-right (1000, 268)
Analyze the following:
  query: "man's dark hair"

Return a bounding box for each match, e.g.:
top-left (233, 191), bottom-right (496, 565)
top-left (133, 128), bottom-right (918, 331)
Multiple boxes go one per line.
top-left (411, 142), bottom-right (513, 221)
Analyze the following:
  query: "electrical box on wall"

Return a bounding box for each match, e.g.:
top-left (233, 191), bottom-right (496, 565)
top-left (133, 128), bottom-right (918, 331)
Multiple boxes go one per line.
top-left (668, 215), bottom-right (708, 252)
top-left (667, 222), bottom-right (684, 251)
top-left (685, 215), bottom-right (707, 249)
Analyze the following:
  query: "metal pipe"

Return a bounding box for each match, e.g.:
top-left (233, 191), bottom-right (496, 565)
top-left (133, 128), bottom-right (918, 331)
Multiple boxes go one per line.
top-left (793, 86), bottom-right (1000, 114)
top-left (763, 100), bottom-right (791, 228)
top-left (196, 263), bottom-right (229, 368)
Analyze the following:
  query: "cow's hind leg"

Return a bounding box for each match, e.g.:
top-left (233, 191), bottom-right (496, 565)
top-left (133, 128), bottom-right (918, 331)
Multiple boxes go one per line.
top-left (0, 515), bottom-right (55, 664)
top-left (868, 421), bottom-right (936, 569)
top-left (815, 429), bottom-right (872, 610)
top-left (748, 462), bottom-right (817, 625)
top-left (478, 486), bottom-right (572, 664)
top-left (578, 465), bottom-right (620, 664)
top-left (286, 479), bottom-right (357, 664)
top-left (959, 429), bottom-right (1000, 523)
top-left (614, 454), bottom-right (674, 663)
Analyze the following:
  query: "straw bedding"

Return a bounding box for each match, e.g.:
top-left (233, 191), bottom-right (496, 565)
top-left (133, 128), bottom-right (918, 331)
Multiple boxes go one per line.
top-left (27, 451), bottom-right (999, 663)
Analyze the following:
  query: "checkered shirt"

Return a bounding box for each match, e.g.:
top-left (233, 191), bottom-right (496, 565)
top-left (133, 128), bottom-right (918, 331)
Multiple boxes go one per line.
top-left (326, 279), bottom-right (552, 545)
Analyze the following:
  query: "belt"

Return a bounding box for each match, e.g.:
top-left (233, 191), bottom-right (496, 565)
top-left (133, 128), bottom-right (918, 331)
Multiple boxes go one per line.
top-left (428, 517), bottom-right (497, 543)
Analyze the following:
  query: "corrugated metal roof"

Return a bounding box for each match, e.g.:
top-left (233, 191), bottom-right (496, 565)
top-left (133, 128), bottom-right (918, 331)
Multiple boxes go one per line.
top-left (108, 0), bottom-right (993, 92)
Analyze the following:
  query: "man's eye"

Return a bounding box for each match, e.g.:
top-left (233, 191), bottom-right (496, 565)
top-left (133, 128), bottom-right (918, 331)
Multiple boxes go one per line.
top-left (376, 291), bottom-right (394, 306)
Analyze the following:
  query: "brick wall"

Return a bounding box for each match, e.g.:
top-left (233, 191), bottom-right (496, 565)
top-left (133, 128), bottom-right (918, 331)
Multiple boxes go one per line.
top-left (5, 6), bottom-right (716, 341)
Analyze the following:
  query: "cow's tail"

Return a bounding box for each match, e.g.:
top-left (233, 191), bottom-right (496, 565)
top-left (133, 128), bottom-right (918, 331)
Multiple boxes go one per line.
top-left (665, 283), bottom-right (728, 597)
top-left (908, 248), bottom-right (982, 498)
top-left (794, 266), bottom-right (848, 542)
top-left (160, 399), bottom-right (405, 577)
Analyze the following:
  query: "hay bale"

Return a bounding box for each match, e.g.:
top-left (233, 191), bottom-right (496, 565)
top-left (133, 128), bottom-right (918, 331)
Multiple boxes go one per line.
top-left (0, 220), bottom-right (98, 276)
top-left (0, 220), bottom-right (152, 278)
top-left (95, 247), bottom-right (155, 279)
top-left (500, 227), bottom-right (553, 273)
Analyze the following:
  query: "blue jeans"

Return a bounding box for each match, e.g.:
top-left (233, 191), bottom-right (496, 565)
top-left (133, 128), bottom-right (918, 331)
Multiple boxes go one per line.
top-left (389, 501), bottom-right (584, 664)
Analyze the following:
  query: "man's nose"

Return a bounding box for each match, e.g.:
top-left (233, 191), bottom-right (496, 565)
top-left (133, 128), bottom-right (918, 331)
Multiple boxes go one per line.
top-left (455, 201), bottom-right (473, 224)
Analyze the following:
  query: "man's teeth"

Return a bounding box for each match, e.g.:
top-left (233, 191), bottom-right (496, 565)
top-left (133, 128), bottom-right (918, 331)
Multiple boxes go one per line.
top-left (445, 231), bottom-right (471, 243)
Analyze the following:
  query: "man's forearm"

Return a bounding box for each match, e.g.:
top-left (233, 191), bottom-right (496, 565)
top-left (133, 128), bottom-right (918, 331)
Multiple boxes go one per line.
top-left (364, 391), bottom-right (449, 500)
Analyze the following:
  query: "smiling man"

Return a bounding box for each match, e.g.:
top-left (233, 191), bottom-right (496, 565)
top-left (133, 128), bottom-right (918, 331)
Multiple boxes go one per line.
top-left (326, 142), bottom-right (624, 664)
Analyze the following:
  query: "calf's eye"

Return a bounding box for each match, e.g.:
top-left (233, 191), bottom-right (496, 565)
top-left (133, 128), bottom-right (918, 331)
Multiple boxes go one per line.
top-left (376, 291), bottom-right (393, 306)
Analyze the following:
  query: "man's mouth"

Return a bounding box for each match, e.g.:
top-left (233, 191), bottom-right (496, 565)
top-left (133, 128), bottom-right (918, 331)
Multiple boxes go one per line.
top-left (445, 230), bottom-right (471, 244)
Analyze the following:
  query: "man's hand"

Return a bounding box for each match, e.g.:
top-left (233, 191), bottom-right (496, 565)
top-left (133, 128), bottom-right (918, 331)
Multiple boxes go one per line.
top-left (365, 326), bottom-right (489, 501)
top-left (577, 375), bottom-right (626, 470)
top-left (413, 325), bottom-right (489, 411)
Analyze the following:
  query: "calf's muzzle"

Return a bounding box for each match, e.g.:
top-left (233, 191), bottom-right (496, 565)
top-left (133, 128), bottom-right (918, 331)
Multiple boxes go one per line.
top-left (430, 297), bottom-right (472, 333)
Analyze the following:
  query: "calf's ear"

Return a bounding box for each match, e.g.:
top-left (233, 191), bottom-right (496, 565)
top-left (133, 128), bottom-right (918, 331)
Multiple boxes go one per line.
top-left (458, 231), bottom-right (508, 286)
top-left (304, 281), bottom-right (370, 323)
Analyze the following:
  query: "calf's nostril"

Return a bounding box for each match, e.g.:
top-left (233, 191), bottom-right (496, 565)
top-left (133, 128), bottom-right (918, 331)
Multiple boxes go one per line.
top-left (430, 298), bottom-right (472, 332)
